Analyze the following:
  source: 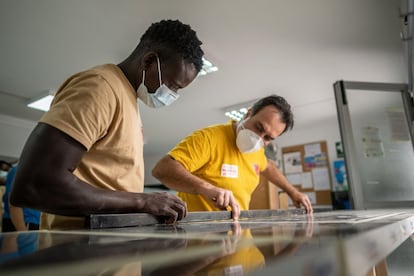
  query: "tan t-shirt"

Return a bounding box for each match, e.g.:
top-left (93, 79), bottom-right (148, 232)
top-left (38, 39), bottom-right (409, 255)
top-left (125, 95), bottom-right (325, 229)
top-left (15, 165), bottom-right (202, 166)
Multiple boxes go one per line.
top-left (40, 64), bottom-right (144, 230)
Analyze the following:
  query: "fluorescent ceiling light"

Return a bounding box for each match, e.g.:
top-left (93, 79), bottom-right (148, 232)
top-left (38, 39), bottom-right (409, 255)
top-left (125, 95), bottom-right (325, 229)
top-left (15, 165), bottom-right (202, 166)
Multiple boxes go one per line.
top-left (198, 57), bottom-right (218, 76)
top-left (223, 99), bottom-right (258, 122)
top-left (27, 90), bottom-right (55, 112)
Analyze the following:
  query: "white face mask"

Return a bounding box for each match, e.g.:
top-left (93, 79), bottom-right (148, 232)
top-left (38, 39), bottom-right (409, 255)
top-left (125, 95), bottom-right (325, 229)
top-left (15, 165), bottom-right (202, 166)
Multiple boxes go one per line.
top-left (0, 170), bottom-right (8, 181)
top-left (236, 120), bottom-right (264, 153)
top-left (137, 56), bottom-right (179, 108)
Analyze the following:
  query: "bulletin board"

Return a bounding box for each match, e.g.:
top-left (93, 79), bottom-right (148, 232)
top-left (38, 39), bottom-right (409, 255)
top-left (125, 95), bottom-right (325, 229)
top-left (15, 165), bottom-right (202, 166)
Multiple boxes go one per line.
top-left (281, 140), bottom-right (332, 206)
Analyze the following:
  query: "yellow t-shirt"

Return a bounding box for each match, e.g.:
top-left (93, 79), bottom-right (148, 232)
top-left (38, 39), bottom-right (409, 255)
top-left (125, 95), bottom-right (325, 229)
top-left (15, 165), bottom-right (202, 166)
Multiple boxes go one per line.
top-left (40, 64), bottom-right (144, 230)
top-left (195, 229), bottom-right (265, 275)
top-left (169, 121), bottom-right (267, 211)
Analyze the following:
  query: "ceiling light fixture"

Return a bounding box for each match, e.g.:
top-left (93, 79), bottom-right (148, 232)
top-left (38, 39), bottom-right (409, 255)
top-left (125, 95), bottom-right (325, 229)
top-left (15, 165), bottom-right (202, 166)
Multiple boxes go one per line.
top-left (223, 99), bottom-right (258, 122)
top-left (198, 57), bottom-right (218, 76)
top-left (26, 90), bottom-right (55, 112)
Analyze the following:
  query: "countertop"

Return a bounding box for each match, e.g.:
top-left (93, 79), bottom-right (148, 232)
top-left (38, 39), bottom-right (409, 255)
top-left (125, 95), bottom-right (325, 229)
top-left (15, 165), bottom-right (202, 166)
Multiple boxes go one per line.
top-left (1, 209), bottom-right (414, 276)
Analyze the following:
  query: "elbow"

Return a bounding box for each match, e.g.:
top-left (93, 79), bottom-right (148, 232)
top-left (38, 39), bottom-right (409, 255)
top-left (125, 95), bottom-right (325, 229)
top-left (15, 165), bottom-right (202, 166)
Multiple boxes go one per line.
top-left (10, 172), bottom-right (43, 210)
top-left (9, 183), bottom-right (31, 209)
top-left (152, 162), bottom-right (162, 180)
top-left (152, 155), bottom-right (171, 182)
top-left (9, 189), bottom-right (21, 207)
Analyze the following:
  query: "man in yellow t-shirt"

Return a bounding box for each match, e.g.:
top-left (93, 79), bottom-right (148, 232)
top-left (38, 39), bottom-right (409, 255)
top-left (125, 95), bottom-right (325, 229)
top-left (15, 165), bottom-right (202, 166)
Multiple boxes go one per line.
top-left (153, 95), bottom-right (313, 220)
top-left (10, 20), bottom-right (204, 229)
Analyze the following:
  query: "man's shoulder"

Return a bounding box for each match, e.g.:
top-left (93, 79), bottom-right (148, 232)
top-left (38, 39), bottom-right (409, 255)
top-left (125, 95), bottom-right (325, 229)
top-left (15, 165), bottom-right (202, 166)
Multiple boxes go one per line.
top-left (65, 64), bottom-right (129, 92)
top-left (198, 123), bottom-right (229, 135)
top-left (70, 64), bottom-right (119, 80)
top-left (82, 64), bottom-right (121, 79)
top-left (88, 64), bottom-right (118, 72)
top-left (191, 123), bottom-right (234, 143)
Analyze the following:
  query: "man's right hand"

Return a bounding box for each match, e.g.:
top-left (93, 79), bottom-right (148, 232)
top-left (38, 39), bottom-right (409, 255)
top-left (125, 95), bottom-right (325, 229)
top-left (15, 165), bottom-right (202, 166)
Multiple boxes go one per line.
top-left (208, 188), bottom-right (240, 221)
top-left (139, 192), bottom-right (187, 224)
top-left (152, 156), bottom-right (241, 221)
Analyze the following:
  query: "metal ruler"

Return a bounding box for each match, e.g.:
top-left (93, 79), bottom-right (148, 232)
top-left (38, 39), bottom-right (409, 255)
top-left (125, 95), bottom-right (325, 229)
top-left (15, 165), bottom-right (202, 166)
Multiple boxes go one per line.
top-left (87, 209), bottom-right (309, 229)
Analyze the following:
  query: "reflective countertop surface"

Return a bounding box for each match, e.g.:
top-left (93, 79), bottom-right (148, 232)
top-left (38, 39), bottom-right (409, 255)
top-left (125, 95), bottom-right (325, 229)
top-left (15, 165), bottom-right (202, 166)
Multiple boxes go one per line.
top-left (1, 209), bottom-right (414, 276)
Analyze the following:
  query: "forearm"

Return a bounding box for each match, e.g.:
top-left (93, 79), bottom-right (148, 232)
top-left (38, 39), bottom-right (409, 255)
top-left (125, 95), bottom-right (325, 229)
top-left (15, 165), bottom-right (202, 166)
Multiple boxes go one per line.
top-left (154, 155), bottom-right (240, 218)
top-left (11, 169), bottom-right (142, 216)
top-left (262, 161), bottom-right (313, 213)
top-left (261, 161), bottom-right (299, 197)
top-left (152, 155), bottom-right (216, 196)
top-left (38, 181), bottom-right (139, 216)
top-left (9, 204), bottom-right (27, 231)
top-left (11, 166), bottom-right (188, 221)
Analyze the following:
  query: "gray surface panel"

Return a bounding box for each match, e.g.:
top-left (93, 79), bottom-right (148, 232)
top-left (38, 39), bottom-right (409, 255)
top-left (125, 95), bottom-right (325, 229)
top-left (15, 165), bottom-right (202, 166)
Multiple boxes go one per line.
top-left (1, 209), bottom-right (414, 276)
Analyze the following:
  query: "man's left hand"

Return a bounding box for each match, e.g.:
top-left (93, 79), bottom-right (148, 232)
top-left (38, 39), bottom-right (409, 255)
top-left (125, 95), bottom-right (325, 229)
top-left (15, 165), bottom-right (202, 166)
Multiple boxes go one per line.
top-left (291, 191), bottom-right (313, 213)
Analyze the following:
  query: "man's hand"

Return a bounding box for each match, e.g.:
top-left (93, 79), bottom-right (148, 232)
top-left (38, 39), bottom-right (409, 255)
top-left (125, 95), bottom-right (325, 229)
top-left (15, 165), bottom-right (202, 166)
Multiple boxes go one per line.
top-left (153, 156), bottom-right (241, 220)
top-left (290, 191), bottom-right (313, 214)
top-left (206, 188), bottom-right (240, 221)
top-left (140, 192), bottom-right (187, 224)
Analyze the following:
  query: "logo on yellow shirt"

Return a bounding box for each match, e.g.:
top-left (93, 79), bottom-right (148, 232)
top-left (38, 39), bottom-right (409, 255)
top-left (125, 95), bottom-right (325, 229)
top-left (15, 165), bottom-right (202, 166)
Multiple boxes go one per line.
top-left (253, 164), bottom-right (260, 175)
top-left (221, 164), bottom-right (238, 178)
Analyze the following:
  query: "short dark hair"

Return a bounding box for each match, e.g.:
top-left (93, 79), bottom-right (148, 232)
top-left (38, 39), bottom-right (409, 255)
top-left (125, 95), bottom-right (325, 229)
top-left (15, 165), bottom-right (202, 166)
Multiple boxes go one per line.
top-left (250, 95), bottom-right (294, 134)
top-left (138, 19), bottom-right (204, 72)
top-left (0, 160), bottom-right (12, 169)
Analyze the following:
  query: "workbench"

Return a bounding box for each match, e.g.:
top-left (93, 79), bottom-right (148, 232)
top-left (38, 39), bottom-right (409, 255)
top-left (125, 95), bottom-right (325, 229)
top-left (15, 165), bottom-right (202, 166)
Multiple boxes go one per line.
top-left (0, 209), bottom-right (413, 276)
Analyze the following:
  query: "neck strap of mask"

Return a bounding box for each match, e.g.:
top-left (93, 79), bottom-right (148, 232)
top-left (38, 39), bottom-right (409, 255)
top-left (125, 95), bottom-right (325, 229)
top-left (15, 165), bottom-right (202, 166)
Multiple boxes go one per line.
top-left (156, 56), bottom-right (162, 87)
top-left (141, 70), bottom-right (146, 85)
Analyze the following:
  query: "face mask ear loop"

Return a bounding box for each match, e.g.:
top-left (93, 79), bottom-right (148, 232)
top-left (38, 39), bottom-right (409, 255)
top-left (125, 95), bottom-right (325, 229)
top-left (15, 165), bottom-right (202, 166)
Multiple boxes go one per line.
top-left (237, 120), bottom-right (245, 133)
top-left (156, 56), bottom-right (162, 87)
top-left (241, 119), bottom-right (248, 129)
top-left (142, 70), bottom-right (146, 86)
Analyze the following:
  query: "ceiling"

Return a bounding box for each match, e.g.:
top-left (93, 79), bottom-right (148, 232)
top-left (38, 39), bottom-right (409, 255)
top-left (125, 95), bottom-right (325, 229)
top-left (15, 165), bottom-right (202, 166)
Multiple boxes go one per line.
top-left (0, 0), bottom-right (408, 157)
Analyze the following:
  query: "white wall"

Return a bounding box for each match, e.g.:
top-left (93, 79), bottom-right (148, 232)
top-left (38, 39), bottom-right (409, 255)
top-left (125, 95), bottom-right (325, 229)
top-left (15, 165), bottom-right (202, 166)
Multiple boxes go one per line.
top-left (0, 114), bottom-right (36, 160)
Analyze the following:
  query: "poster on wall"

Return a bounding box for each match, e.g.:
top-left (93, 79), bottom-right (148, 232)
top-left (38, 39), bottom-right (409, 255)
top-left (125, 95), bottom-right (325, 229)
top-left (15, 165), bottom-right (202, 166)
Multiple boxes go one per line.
top-left (387, 107), bottom-right (410, 141)
top-left (286, 172), bottom-right (313, 189)
top-left (335, 141), bottom-right (344, 158)
top-left (312, 167), bottom-right (331, 190)
top-left (361, 126), bottom-right (384, 158)
top-left (333, 160), bottom-right (348, 191)
top-left (283, 151), bottom-right (303, 174)
top-left (304, 152), bottom-right (328, 170)
top-left (304, 143), bottom-right (321, 156)
top-left (286, 173), bottom-right (301, 185)
top-left (301, 172), bottom-right (313, 189)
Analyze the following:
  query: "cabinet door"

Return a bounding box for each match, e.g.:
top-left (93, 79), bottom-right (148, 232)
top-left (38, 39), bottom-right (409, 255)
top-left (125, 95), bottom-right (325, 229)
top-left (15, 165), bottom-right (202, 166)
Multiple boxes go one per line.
top-left (250, 175), bottom-right (279, 210)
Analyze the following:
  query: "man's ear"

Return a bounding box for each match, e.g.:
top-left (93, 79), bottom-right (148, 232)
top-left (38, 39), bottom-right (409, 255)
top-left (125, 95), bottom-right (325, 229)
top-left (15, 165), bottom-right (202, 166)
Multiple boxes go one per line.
top-left (240, 108), bottom-right (252, 121)
top-left (142, 51), bottom-right (158, 70)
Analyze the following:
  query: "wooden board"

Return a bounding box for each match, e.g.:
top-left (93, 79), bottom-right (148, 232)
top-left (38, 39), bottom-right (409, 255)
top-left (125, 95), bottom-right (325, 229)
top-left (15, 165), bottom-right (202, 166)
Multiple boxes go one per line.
top-left (87, 209), bottom-right (307, 229)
